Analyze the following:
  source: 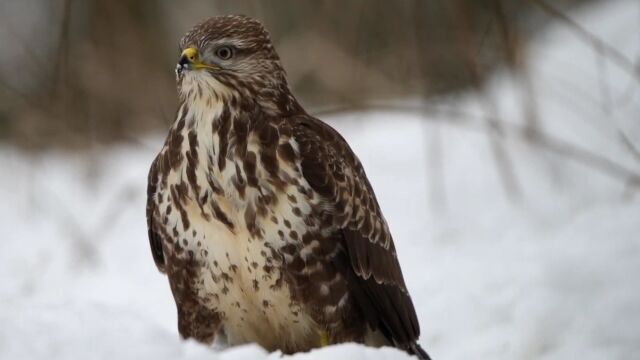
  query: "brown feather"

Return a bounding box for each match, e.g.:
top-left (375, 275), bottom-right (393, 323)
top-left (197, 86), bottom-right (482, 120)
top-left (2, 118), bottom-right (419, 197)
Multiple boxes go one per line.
top-left (146, 157), bottom-right (165, 272)
top-left (146, 14), bottom-right (429, 358)
top-left (292, 114), bottom-right (423, 351)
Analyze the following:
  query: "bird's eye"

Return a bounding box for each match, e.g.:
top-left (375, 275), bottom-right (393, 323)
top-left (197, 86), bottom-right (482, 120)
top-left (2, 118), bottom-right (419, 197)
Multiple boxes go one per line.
top-left (215, 46), bottom-right (234, 60)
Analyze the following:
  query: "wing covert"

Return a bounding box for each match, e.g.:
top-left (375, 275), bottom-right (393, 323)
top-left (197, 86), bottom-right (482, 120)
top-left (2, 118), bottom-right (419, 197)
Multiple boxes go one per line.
top-left (147, 157), bottom-right (166, 272)
top-left (290, 114), bottom-right (421, 349)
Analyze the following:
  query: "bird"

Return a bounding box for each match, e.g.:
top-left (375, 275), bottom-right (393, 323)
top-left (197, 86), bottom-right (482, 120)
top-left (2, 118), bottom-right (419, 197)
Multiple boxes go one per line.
top-left (146, 15), bottom-right (430, 359)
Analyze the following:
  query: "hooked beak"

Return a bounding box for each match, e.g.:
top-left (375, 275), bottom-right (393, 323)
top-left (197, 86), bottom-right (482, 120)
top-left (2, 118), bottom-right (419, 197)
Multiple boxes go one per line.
top-left (176, 47), bottom-right (218, 75)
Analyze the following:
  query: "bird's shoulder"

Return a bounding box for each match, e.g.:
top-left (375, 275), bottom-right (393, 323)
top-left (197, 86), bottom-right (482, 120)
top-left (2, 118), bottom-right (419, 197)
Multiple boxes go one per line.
top-left (280, 113), bottom-right (365, 199)
top-left (282, 113), bottom-right (402, 285)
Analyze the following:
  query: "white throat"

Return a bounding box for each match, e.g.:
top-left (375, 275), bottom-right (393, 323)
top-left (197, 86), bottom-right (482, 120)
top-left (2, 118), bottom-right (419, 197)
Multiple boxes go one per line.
top-left (178, 71), bottom-right (231, 124)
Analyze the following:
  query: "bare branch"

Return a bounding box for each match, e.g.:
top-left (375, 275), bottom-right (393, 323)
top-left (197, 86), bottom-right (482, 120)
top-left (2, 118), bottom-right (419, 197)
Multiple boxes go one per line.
top-left (619, 130), bottom-right (640, 164)
top-left (529, 0), bottom-right (640, 83)
top-left (52, 0), bottom-right (73, 97)
top-left (451, 0), bottom-right (523, 201)
top-left (311, 102), bottom-right (640, 189)
top-left (494, 0), bottom-right (540, 138)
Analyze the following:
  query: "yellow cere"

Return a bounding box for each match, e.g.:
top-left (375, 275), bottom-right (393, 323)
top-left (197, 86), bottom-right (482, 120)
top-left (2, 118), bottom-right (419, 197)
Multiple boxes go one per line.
top-left (181, 47), bottom-right (198, 61)
top-left (181, 47), bottom-right (219, 71)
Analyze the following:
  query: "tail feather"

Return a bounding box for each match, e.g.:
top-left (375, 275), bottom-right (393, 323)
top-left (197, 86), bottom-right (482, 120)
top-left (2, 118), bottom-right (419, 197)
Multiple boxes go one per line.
top-left (409, 342), bottom-right (432, 360)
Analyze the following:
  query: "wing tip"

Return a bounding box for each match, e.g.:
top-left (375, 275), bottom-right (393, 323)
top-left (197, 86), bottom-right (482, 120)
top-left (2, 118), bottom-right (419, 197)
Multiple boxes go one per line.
top-left (409, 342), bottom-right (432, 360)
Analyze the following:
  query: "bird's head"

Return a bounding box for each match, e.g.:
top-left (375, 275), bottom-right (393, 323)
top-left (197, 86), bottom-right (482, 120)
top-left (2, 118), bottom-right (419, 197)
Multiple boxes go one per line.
top-left (176, 15), bottom-right (296, 114)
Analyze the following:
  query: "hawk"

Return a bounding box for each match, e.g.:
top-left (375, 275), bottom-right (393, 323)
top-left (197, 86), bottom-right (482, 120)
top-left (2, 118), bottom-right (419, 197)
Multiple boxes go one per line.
top-left (146, 15), bottom-right (430, 359)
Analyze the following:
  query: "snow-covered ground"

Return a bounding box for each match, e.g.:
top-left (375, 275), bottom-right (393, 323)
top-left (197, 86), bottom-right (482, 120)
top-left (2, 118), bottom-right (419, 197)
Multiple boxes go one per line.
top-left (1, 1), bottom-right (639, 359)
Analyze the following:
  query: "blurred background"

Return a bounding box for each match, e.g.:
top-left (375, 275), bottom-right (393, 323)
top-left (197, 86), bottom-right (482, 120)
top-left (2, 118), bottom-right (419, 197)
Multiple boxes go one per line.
top-left (0, 0), bottom-right (595, 147)
top-left (1, 1), bottom-right (639, 359)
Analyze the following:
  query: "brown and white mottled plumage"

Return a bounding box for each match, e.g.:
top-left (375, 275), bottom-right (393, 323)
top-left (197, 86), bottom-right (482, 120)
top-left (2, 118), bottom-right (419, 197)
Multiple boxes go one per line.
top-left (146, 15), bottom-right (430, 359)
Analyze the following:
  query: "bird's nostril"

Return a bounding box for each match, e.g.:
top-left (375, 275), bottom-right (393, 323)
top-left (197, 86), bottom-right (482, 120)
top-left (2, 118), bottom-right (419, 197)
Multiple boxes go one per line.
top-left (179, 55), bottom-right (190, 67)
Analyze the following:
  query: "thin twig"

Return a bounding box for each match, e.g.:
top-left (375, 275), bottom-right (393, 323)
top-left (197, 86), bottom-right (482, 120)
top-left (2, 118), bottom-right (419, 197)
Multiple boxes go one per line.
top-left (495, 0), bottom-right (540, 138)
top-left (412, 1), bottom-right (447, 214)
top-left (619, 130), bottom-right (640, 164)
top-left (529, 0), bottom-right (640, 82)
top-left (52, 0), bottom-right (73, 98)
top-left (311, 102), bottom-right (640, 189)
top-left (452, 0), bottom-right (523, 200)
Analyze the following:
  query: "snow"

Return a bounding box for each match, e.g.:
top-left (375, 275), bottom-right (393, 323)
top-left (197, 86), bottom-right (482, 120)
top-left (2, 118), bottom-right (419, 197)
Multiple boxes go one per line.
top-left (1, 0), bottom-right (639, 359)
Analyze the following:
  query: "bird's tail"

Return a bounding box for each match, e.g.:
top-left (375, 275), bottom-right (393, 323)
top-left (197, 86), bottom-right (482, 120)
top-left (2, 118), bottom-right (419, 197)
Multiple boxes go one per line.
top-left (409, 342), bottom-right (432, 360)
